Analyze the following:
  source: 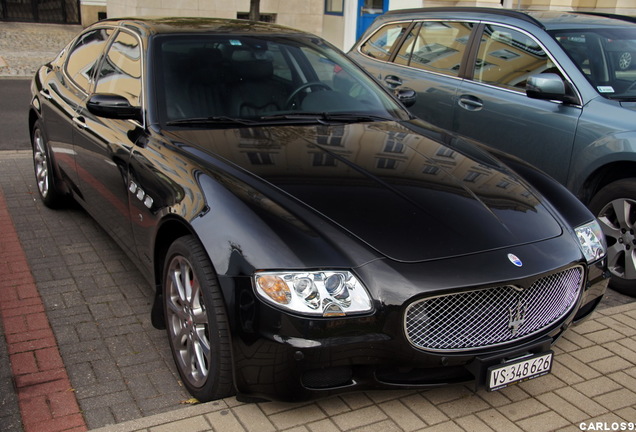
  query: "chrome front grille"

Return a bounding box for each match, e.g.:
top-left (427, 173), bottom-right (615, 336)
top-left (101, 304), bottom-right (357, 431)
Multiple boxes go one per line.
top-left (404, 266), bottom-right (584, 352)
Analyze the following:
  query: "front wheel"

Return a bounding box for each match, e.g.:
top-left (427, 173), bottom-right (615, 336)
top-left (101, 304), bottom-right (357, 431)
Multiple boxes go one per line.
top-left (589, 178), bottom-right (636, 297)
top-left (163, 235), bottom-right (235, 401)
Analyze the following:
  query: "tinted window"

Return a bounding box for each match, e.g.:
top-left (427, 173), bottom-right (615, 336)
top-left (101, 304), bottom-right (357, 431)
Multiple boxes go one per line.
top-left (95, 31), bottom-right (142, 106)
top-left (155, 35), bottom-right (408, 122)
top-left (474, 25), bottom-right (553, 91)
top-left (394, 21), bottom-right (473, 77)
top-left (65, 28), bottom-right (113, 92)
top-left (360, 22), bottom-right (410, 61)
top-left (551, 28), bottom-right (636, 100)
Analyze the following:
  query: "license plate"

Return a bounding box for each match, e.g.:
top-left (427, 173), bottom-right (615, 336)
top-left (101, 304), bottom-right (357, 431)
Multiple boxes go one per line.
top-left (487, 351), bottom-right (553, 391)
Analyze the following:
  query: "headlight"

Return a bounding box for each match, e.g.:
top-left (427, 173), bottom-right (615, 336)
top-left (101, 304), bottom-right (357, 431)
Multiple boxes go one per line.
top-left (575, 220), bottom-right (606, 263)
top-left (254, 270), bottom-right (373, 317)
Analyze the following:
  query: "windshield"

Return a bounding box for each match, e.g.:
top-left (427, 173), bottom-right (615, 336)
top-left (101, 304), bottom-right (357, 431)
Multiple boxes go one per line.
top-left (153, 34), bottom-right (409, 124)
top-left (551, 28), bottom-right (636, 100)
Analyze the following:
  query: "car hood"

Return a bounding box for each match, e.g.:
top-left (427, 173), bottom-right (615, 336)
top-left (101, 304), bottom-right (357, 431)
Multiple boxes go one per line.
top-left (165, 120), bottom-right (563, 262)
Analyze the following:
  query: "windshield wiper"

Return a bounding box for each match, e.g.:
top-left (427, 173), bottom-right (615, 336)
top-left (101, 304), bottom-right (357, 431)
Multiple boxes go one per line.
top-left (260, 112), bottom-right (393, 124)
top-left (166, 116), bottom-right (259, 126)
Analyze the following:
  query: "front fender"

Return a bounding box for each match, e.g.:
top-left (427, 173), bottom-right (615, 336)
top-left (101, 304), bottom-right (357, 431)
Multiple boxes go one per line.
top-left (190, 172), bottom-right (375, 278)
top-left (569, 130), bottom-right (636, 202)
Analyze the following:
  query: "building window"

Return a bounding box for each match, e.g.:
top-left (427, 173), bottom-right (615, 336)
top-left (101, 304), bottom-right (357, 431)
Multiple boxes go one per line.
top-left (377, 158), bottom-right (399, 169)
top-left (464, 171), bottom-right (482, 183)
top-left (436, 147), bottom-right (456, 158)
top-left (325, 0), bottom-right (344, 15)
top-left (312, 153), bottom-right (337, 167)
top-left (246, 152), bottom-right (274, 165)
top-left (422, 164), bottom-right (440, 175)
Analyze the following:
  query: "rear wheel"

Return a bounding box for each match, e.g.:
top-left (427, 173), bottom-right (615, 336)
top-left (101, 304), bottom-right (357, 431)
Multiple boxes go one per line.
top-left (163, 235), bottom-right (235, 401)
top-left (32, 120), bottom-right (66, 208)
top-left (589, 178), bottom-right (636, 297)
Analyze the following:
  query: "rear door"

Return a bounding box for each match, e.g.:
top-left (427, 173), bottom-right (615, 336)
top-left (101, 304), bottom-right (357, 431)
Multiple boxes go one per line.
top-left (453, 23), bottom-right (582, 184)
top-left (42, 27), bottom-right (114, 190)
top-left (355, 19), bottom-right (477, 130)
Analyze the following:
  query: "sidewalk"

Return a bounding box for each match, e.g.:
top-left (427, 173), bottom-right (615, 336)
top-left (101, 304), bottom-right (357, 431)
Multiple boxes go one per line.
top-left (1, 22), bottom-right (636, 432)
top-left (0, 22), bottom-right (80, 77)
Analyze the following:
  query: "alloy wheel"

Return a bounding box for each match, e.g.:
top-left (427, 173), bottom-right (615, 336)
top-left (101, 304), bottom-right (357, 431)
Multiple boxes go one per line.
top-left (618, 52), bottom-right (632, 70)
top-left (165, 255), bottom-right (211, 388)
top-left (33, 128), bottom-right (50, 199)
top-left (596, 197), bottom-right (636, 282)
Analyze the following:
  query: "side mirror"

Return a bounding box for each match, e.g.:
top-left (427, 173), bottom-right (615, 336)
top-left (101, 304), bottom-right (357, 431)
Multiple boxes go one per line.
top-left (87, 94), bottom-right (142, 122)
top-left (526, 73), bottom-right (566, 101)
top-left (394, 87), bottom-right (417, 107)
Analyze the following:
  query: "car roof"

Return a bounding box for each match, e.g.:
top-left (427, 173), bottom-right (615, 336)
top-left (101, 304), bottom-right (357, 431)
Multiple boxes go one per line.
top-left (381, 7), bottom-right (636, 31)
top-left (93, 16), bottom-right (308, 37)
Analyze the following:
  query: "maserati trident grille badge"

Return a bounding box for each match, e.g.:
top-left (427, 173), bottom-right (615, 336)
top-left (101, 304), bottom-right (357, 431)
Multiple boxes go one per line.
top-left (508, 297), bottom-right (527, 337)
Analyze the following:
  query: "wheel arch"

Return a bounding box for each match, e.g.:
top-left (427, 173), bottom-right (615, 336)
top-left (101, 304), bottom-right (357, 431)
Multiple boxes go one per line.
top-left (578, 160), bottom-right (636, 205)
top-left (28, 108), bottom-right (40, 147)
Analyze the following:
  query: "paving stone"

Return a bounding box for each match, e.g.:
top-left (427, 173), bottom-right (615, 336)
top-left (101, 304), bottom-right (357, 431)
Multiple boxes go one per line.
top-left (268, 403), bottom-right (326, 430)
top-left (378, 399), bottom-right (427, 431)
top-left (515, 411), bottom-right (570, 432)
top-left (331, 405), bottom-right (388, 431)
top-left (496, 398), bottom-right (549, 422)
top-left (229, 404), bottom-right (275, 432)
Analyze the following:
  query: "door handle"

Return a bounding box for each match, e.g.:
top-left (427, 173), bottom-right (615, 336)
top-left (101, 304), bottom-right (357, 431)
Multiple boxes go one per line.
top-left (72, 116), bottom-right (87, 129)
top-left (384, 75), bottom-right (403, 88)
top-left (458, 95), bottom-right (484, 111)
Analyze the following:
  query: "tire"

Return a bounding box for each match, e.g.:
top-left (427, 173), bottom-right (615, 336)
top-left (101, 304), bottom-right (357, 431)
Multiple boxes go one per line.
top-left (32, 120), bottom-right (66, 208)
top-left (162, 235), bottom-right (235, 401)
top-left (589, 178), bottom-right (636, 297)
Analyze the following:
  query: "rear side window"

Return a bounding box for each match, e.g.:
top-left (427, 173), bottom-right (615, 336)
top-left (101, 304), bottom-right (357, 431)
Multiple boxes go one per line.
top-left (394, 21), bottom-right (473, 77)
top-left (473, 25), bottom-right (553, 91)
top-left (65, 28), bottom-right (114, 92)
top-left (359, 22), bottom-right (411, 61)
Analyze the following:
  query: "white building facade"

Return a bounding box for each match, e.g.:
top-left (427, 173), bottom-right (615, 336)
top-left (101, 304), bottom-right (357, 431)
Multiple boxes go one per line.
top-left (80, 0), bottom-right (636, 51)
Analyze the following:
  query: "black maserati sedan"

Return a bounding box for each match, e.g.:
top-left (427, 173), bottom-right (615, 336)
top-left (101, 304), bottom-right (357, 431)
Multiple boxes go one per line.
top-left (29, 17), bottom-right (608, 402)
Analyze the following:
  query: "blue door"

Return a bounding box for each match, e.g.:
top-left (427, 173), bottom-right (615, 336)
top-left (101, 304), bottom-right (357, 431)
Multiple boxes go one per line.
top-left (357, 0), bottom-right (388, 40)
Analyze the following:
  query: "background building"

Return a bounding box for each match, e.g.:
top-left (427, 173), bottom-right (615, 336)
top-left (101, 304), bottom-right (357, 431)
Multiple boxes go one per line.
top-left (1, 0), bottom-right (635, 50)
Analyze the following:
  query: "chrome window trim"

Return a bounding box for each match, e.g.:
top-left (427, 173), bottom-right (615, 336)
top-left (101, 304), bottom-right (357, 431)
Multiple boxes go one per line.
top-left (356, 18), bottom-right (584, 108)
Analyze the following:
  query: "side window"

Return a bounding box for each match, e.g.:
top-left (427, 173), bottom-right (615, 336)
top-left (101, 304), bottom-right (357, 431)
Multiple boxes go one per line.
top-left (95, 30), bottom-right (142, 106)
top-left (359, 22), bottom-right (411, 61)
top-left (65, 28), bottom-right (113, 92)
top-left (474, 25), bottom-right (554, 91)
top-left (394, 21), bottom-right (473, 77)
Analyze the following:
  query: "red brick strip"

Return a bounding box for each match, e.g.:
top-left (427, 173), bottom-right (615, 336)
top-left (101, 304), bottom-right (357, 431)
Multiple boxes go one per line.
top-left (0, 187), bottom-right (87, 432)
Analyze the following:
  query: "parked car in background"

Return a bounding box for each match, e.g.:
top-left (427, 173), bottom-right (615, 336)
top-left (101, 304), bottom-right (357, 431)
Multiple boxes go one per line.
top-left (30, 17), bottom-right (607, 403)
top-left (348, 8), bottom-right (636, 296)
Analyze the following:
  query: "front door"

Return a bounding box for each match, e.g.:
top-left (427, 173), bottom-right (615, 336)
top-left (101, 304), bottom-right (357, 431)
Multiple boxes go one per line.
top-left (453, 24), bottom-right (582, 185)
top-left (357, 0), bottom-right (388, 40)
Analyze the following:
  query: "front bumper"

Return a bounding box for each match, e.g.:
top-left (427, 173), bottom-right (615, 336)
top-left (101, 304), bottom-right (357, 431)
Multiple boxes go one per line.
top-left (231, 257), bottom-right (607, 402)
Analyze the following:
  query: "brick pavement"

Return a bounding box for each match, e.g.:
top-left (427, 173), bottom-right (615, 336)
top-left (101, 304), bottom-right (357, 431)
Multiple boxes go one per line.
top-left (0, 152), bottom-right (190, 431)
top-left (1, 149), bottom-right (636, 432)
top-left (0, 183), bottom-right (85, 432)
